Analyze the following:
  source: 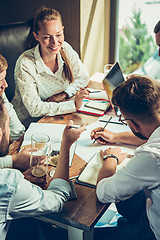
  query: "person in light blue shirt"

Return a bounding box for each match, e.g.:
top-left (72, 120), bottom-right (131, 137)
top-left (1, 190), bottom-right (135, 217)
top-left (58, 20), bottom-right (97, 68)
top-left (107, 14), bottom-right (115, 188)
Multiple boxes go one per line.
top-left (94, 75), bottom-right (158, 240)
top-left (0, 53), bottom-right (33, 171)
top-left (0, 96), bottom-right (85, 240)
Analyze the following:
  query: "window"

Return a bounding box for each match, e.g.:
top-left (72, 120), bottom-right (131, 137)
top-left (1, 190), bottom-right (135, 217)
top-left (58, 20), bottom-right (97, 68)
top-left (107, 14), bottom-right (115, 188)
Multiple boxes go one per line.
top-left (118, 0), bottom-right (160, 78)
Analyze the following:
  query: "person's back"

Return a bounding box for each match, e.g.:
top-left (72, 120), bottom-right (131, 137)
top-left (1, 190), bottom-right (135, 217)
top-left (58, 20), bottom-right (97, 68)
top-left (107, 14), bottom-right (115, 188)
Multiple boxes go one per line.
top-left (95, 75), bottom-right (159, 240)
top-left (0, 95), bottom-right (85, 239)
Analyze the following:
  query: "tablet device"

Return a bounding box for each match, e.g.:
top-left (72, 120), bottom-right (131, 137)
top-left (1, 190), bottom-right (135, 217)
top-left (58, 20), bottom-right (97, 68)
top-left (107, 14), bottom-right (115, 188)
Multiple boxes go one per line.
top-left (102, 62), bottom-right (125, 115)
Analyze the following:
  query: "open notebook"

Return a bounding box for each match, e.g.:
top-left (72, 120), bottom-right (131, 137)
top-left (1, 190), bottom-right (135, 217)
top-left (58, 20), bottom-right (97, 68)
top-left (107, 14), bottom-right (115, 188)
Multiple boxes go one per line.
top-left (21, 122), bottom-right (77, 167)
top-left (76, 151), bottom-right (131, 188)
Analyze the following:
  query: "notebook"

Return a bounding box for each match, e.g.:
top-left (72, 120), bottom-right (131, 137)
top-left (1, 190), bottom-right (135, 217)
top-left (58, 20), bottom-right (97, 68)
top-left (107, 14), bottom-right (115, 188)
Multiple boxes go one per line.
top-left (77, 99), bottom-right (110, 116)
top-left (76, 151), bottom-right (131, 188)
top-left (102, 62), bottom-right (125, 115)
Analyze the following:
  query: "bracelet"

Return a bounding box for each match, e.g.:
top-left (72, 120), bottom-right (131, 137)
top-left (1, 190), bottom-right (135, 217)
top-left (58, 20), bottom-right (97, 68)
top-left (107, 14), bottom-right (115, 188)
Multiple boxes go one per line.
top-left (103, 154), bottom-right (119, 164)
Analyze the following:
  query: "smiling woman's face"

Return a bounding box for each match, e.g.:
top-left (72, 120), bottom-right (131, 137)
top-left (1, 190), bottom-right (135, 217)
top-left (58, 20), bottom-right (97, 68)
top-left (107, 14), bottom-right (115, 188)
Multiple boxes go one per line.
top-left (33, 19), bottom-right (64, 58)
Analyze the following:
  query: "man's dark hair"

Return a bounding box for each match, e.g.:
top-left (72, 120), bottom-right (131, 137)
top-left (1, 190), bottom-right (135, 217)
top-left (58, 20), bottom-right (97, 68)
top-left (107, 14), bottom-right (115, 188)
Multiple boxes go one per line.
top-left (0, 96), bottom-right (6, 129)
top-left (154, 20), bottom-right (160, 34)
top-left (112, 74), bottom-right (160, 122)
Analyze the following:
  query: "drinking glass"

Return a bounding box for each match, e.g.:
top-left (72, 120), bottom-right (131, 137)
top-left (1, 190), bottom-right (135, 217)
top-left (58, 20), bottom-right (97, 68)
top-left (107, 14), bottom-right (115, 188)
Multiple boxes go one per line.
top-left (48, 142), bottom-right (61, 167)
top-left (104, 64), bottom-right (113, 74)
top-left (30, 133), bottom-right (50, 177)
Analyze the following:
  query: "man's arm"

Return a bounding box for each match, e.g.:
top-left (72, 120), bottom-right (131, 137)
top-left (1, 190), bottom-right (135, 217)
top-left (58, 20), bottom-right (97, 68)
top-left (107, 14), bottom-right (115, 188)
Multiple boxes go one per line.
top-left (97, 147), bottom-right (127, 183)
top-left (53, 120), bottom-right (86, 182)
top-left (3, 92), bottom-right (25, 141)
top-left (0, 155), bottom-right (13, 168)
top-left (9, 121), bottom-right (86, 218)
top-left (91, 128), bottom-right (145, 146)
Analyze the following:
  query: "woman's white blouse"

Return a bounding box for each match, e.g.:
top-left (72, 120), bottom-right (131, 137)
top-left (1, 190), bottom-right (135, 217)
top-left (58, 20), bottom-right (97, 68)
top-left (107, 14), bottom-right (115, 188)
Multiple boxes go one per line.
top-left (12, 42), bottom-right (89, 127)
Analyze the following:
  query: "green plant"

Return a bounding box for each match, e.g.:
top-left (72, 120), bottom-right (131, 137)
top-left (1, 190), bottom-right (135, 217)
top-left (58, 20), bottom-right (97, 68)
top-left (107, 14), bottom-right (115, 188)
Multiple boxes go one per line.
top-left (119, 6), bottom-right (157, 74)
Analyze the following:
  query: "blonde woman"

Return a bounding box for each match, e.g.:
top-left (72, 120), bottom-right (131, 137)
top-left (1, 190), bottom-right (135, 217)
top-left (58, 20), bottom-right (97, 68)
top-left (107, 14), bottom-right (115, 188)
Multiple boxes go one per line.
top-left (12, 7), bottom-right (89, 127)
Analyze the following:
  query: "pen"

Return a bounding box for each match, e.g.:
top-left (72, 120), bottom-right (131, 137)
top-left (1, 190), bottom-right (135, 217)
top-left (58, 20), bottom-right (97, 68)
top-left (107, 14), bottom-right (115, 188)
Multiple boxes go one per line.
top-left (89, 90), bottom-right (102, 93)
top-left (99, 119), bottom-right (123, 125)
top-left (69, 125), bottom-right (80, 129)
top-left (93, 116), bottom-right (112, 143)
top-left (69, 125), bottom-right (87, 130)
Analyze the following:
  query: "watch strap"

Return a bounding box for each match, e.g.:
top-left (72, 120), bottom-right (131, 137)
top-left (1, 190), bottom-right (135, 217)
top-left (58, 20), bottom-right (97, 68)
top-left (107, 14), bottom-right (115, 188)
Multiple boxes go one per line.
top-left (103, 154), bottom-right (119, 164)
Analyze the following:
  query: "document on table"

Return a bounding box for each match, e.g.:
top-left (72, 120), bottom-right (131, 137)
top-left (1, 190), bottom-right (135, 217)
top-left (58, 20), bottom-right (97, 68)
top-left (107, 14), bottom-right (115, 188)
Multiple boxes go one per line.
top-left (75, 119), bottom-right (136, 188)
top-left (75, 120), bottom-right (136, 163)
top-left (21, 123), bottom-right (77, 167)
top-left (87, 88), bottom-right (108, 100)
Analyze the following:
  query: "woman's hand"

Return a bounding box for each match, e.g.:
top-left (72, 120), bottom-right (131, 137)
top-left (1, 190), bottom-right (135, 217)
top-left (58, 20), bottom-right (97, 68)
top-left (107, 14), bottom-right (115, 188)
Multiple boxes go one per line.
top-left (45, 92), bottom-right (69, 102)
top-left (74, 88), bottom-right (89, 110)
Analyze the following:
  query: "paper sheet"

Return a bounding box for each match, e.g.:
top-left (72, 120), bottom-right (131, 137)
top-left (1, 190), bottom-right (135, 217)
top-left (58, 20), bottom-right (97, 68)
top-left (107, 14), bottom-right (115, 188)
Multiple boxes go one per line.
top-left (75, 120), bottom-right (136, 163)
top-left (87, 88), bottom-right (108, 100)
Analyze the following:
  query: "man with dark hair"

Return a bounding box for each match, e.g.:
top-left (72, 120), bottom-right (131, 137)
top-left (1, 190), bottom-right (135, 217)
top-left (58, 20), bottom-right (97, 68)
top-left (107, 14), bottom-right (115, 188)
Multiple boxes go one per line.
top-left (0, 53), bottom-right (33, 171)
top-left (94, 75), bottom-right (159, 240)
top-left (0, 96), bottom-right (85, 240)
top-left (91, 19), bottom-right (160, 147)
top-left (154, 20), bottom-right (160, 56)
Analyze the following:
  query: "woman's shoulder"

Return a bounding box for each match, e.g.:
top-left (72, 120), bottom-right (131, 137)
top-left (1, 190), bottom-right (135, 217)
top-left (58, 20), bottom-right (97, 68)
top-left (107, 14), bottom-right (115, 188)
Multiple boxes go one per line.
top-left (16, 46), bottom-right (37, 64)
top-left (62, 41), bottom-right (75, 53)
top-left (15, 46), bottom-right (37, 69)
top-left (62, 41), bottom-right (79, 60)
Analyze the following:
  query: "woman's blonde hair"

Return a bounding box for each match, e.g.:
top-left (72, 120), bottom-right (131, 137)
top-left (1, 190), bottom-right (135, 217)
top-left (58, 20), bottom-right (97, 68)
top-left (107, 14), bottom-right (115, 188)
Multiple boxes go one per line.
top-left (28, 6), bottom-right (74, 83)
top-left (0, 54), bottom-right (8, 73)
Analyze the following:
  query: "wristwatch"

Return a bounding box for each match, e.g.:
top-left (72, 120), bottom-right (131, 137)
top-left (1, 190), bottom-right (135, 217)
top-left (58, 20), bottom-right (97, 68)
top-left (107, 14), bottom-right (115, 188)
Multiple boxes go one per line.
top-left (103, 154), bottom-right (119, 164)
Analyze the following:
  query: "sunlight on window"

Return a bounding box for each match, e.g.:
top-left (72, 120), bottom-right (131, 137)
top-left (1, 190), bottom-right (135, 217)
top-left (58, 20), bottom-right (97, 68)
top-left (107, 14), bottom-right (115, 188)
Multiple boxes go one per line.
top-left (118, 0), bottom-right (160, 77)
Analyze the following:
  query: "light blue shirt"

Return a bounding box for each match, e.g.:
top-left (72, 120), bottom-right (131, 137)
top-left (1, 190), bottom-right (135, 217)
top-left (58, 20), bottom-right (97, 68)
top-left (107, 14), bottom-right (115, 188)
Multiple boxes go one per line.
top-left (0, 93), bottom-right (25, 169)
top-left (0, 169), bottom-right (71, 240)
top-left (3, 92), bottom-right (25, 141)
top-left (97, 126), bottom-right (160, 240)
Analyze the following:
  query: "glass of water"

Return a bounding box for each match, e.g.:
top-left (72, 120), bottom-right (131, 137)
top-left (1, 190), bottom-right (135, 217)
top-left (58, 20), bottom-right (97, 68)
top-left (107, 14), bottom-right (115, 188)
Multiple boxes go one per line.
top-left (30, 133), bottom-right (50, 177)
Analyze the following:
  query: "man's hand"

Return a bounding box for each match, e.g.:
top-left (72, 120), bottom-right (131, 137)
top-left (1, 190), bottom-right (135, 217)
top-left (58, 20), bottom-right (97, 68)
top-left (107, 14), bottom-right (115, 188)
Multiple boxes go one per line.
top-left (12, 147), bottom-right (45, 170)
top-left (74, 88), bottom-right (89, 110)
top-left (23, 169), bottom-right (46, 184)
top-left (100, 147), bottom-right (127, 165)
top-left (91, 127), bottom-right (116, 144)
top-left (97, 147), bottom-right (127, 183)
top-left (62, 120), bottom-right (86, 148)
top-left (53, 120), bottom-right (86, 182)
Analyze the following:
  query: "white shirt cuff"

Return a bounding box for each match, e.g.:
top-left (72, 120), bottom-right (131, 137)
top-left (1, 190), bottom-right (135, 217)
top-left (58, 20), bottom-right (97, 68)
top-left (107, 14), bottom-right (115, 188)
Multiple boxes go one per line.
top-left (0, 155), bottom-right (13, 169)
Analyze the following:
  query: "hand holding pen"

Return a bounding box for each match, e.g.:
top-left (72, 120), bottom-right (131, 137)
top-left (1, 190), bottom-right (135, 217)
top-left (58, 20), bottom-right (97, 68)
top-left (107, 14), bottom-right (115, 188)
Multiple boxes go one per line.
top-left (91, 117), bottom-right (114, 144)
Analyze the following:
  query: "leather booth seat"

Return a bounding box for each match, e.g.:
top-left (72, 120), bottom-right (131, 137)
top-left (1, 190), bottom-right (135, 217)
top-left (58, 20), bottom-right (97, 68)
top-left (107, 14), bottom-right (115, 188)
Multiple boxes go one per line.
top-left (0, 20), bottom-right (33, 102)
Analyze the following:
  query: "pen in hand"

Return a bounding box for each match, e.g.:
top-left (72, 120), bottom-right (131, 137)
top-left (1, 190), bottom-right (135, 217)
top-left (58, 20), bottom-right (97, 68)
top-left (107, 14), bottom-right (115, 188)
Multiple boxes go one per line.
top-left (69, 125), bottom-right (87, 130)
top-left (69, 125), bottom-right (80, 129)
top-left (93, 116), bottom-right (112, 144)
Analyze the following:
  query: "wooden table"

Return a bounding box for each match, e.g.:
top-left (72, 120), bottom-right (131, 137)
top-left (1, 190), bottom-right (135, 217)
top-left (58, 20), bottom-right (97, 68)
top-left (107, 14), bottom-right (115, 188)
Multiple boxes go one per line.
top-left (9, 110), bottom-right (110, 240)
